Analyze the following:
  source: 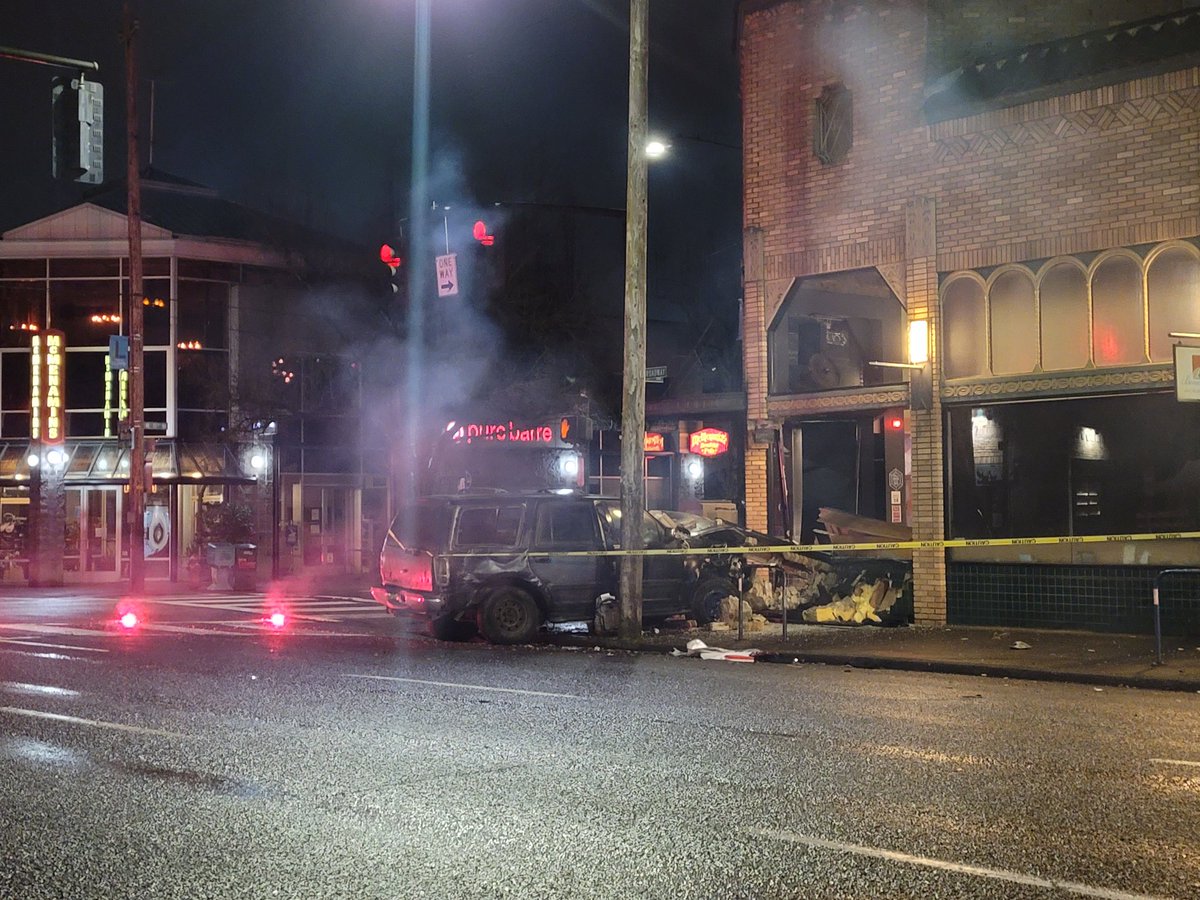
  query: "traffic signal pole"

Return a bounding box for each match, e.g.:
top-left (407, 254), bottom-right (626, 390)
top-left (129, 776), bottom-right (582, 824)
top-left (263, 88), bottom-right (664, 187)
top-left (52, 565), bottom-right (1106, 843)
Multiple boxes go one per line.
top-left (124, 2), bottom-right (146, 592)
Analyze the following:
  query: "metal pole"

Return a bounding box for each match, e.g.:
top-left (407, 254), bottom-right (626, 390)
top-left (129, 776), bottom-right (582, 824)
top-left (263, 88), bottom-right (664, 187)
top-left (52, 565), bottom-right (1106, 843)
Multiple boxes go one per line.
top-left (124, 2), bottom-right (145, 592)
top-left (618, 0), bottom-right (649, 642)
top-left (1152, 584), bottom-right (1162, 666)
top-left (0, 46), bottom-right (99, 71)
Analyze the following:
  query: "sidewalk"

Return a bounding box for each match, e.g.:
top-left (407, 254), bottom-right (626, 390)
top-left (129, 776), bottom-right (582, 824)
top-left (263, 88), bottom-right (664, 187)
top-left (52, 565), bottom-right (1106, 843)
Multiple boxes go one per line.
top-left (572, 621), bottom-right (1200, 693)
top-left (3, 577), bottom-right (1197, 692)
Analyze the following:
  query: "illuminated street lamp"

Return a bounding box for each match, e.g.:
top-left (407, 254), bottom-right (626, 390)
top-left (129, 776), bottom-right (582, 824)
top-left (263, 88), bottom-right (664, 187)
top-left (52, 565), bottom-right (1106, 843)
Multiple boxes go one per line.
top-left (645, 138), bottom-right (671, 159)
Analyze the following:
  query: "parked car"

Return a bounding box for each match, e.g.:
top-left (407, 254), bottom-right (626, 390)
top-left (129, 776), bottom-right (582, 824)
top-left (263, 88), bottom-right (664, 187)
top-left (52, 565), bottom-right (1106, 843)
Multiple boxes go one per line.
top-left (370, 492), bottom-right (744, 643)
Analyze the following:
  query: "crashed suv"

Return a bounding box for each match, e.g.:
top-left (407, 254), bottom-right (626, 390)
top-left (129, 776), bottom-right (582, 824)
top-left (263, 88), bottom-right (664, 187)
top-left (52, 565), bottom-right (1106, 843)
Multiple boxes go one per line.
top-left (370, 492), bottom-right (744, 643)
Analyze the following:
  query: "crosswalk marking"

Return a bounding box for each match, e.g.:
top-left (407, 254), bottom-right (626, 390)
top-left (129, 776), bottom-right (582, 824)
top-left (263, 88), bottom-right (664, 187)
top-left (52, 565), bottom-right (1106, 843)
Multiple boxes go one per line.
top-left (145, 595), bottom-right (386, 619)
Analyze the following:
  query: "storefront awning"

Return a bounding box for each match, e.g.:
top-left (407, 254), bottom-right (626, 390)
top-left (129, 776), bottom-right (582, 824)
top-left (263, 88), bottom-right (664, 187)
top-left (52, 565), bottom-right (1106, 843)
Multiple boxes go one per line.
top-left (0, 440), bottom-right (257, 486)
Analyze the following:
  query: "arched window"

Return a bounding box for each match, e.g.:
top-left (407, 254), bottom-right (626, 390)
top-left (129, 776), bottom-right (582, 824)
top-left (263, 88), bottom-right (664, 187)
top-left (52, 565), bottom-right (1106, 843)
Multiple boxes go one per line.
top-left (1147, 246), bottom-right (1200, 362)
top-left (941, 276), bottom-right (987, 378)
top-left (1038, 262), bottom-right (1089, 371)
top-left (989, 268), bottom-right (1038, 375)
top-left (1091, 255), bottom-right (1144, 366)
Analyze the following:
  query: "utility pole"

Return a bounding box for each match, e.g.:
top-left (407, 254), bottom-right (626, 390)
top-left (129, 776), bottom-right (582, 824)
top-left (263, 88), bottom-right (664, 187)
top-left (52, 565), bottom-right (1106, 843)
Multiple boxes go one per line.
top-left (124, 1), bottom-right (145, 591)
top-left (618, 0), bottom-right (649, 641)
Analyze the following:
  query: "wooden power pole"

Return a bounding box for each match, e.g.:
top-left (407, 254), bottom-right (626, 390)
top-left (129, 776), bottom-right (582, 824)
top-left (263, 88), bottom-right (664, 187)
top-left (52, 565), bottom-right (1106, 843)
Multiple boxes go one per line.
top-left (618, 0), bottom-right (649, 641)
top-left (124, 1), bottom-right (145, 591)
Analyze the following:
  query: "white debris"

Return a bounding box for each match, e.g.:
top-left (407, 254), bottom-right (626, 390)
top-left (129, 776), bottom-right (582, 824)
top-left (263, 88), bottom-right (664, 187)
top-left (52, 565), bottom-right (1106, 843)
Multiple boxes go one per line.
top-left (1011, 641), bottom-right (1032, 650)
top-left (671, 638), bottom-right (759, 662)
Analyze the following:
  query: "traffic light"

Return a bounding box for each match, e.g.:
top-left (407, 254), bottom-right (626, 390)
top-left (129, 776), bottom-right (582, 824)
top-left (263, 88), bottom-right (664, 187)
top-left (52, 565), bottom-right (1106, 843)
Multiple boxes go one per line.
top-left (472, 220), bottom-right (495, 246)
top-left (559, 415), bottom-right (593, 444)
top-left (380, 243), bottom-right (404, 293)
top-left (51, 74), bottom-right (104, 184)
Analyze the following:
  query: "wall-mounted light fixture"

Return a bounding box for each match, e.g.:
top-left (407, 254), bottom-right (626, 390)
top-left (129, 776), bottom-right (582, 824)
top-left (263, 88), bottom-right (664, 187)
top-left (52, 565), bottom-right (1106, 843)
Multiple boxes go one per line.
top-left (868, 318), bottom-right (932, 411)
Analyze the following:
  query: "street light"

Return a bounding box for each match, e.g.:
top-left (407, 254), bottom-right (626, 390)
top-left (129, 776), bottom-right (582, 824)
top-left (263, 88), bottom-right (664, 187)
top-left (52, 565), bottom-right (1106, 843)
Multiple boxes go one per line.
top-left (645, 138), bottom-right (671, 159)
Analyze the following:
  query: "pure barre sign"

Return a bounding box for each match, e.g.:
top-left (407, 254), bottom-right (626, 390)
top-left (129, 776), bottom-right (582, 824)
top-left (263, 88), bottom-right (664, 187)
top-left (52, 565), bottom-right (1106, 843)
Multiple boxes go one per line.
top-left (451, 421), bottom-right (556, 445)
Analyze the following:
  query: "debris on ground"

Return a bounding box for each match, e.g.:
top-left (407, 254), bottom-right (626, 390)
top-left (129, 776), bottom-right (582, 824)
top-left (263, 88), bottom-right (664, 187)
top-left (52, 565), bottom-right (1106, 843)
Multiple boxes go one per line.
top-left (1011, 641), bottom-right (1032, 650)
top-left (718, 596), bottom-right (770, 632)
top-left (801, 577), bottom-right (899, 625)
top-left (671, 638), bottom-right (759, 662)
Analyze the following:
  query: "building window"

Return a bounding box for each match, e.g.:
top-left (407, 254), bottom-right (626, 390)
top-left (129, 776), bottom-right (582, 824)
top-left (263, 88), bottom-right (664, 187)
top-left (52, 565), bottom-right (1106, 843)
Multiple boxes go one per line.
top-left (1091, 254), bottom-right (1144, 366)
top-left (941, 276), bottom-right (987, 378)
top-left (988, 269), bottom-right (1038, 375)
top-left (768, 269), bottom-right (904, 394)
top-left (813, 83), bottom-right (852, 165)
top-left (1038, 262), bottom-right (1089, 372)
top-left (1147, 245), bottom-right (1200, 363)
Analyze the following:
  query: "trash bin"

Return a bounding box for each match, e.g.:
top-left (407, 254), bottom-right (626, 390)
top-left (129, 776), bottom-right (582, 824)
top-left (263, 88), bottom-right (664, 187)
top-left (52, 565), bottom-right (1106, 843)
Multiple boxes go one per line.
top-left (206, 543), bottom-right (235, 591)
top-left (234, 543), bottom-right (257, 591)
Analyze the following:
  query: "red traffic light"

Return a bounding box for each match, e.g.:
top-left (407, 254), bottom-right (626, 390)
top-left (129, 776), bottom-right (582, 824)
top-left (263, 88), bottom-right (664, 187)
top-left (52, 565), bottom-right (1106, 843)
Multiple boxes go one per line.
top-left (472, 220), bottom-right (495, 246)
top-left (380, 244), bottom-right (403, 270)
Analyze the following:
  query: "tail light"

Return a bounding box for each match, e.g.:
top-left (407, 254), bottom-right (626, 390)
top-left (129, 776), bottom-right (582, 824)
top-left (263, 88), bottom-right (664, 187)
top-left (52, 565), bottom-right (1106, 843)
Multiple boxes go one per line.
top-left (433, 554), bottom-right (449, 589)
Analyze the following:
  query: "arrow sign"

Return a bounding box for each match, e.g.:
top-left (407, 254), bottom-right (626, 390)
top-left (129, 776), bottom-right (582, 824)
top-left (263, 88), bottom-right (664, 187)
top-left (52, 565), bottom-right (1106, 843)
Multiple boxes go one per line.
top-left (436, 253), bottom-right (458, 297)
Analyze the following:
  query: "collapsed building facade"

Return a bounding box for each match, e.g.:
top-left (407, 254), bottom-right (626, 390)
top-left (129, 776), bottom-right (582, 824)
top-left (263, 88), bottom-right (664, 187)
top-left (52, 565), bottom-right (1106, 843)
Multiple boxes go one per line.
top-left (739, 1), bottom-right (1200, 632)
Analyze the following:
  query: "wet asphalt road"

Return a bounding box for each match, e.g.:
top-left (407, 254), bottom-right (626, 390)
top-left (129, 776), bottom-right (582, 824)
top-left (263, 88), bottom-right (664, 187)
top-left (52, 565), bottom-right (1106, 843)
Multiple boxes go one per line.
top-left (0, 592), bottom-right (1198, 899)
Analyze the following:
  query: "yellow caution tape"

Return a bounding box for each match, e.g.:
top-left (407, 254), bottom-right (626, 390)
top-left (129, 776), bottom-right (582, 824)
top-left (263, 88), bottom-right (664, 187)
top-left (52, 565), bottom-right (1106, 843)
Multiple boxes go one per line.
top-left (443, 530), bottom-right (1200, 559)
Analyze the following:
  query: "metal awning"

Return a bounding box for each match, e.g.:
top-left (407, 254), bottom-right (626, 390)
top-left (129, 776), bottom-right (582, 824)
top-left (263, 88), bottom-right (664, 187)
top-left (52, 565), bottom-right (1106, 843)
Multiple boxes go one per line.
top-left (0, 440), bottom-right (256, 486)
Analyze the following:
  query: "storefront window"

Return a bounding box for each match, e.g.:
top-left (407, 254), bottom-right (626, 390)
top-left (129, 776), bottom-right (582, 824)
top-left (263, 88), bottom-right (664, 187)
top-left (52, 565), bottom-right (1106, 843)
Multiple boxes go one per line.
top-left (948, 394), bottom-right (1200, 540)
top-left (1091, 254), bottom-right (1144, 366)
top-left (941, 276), bottom-right (986, 378)
top-left (988, 269), bottom-right (1038, 375)
top-left (178, 281), bottom-right (229, 350)
top-left (1147, 246), bottom-right (1200, 363)
top-left (768, 269), bottom-right (904, 394)
top-left (0, 281), bottom-right (45, 348)
top-left (1038, 262), bottom-right (1089, 371)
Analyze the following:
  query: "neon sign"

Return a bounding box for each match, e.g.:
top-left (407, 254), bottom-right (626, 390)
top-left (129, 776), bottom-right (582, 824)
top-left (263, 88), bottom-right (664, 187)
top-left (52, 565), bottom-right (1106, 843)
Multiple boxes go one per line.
top-left (644, 432), bottom-right (664, 452)
top-left (451, 421), bottom-right (555, 445)
top-left (30, 331), bottom-right (66, 445)
top-left (689, 427), bottom-right (729, 457)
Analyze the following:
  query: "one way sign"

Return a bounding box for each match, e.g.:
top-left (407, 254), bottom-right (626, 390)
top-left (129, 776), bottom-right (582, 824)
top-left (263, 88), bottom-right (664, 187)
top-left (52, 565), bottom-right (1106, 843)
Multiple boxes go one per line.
top-left (436, 253), bottom-right (458, 297)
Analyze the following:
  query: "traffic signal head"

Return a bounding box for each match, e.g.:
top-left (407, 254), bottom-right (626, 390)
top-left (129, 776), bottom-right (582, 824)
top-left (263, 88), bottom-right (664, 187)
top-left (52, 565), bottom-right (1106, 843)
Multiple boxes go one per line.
top-left (51, 74), bottom-right (104, 184)
top-left (472, 220), bottom-right (495, 246)
top-left (380, 243), bottom-right (404, 293)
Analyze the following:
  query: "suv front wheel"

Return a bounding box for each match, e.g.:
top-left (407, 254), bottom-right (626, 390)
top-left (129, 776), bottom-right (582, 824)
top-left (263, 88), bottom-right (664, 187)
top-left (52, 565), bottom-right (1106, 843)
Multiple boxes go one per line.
top-left (477, 586), bottom-right (542, 644)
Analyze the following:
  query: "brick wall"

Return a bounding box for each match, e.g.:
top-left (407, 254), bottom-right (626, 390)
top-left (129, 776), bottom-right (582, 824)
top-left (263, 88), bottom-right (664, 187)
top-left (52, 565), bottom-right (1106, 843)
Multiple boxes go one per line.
top-left (740, 0), bottom-right (1200, 623)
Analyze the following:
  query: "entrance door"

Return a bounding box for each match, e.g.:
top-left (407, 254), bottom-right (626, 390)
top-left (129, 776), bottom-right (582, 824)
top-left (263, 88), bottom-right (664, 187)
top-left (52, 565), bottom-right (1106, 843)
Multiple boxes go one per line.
top-left (792, 421), bottom-right (861, 544)
top-left (65, 487), bottom-right (122, 580)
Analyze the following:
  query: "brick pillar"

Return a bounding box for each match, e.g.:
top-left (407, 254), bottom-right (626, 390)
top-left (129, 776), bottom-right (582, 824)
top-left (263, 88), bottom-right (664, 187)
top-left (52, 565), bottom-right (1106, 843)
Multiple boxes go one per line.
top-left (905, 198), bottom-right (947, 625)
top-left (742, 226), bottom-right (771, 534)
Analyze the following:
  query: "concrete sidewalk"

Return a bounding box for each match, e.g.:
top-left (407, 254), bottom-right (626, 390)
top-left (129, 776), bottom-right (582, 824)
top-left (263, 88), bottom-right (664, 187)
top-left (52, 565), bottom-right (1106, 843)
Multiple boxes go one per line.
top-left (3, 577), bottom-right (1197, 692)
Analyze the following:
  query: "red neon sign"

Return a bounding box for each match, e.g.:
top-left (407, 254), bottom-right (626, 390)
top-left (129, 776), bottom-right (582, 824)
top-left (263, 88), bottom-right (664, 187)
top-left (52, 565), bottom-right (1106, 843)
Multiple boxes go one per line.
top-left (644, 432), bottom-right (664, 452)
top-left (451, 421), bottom-right (554, 445)
top-left (688, 428), bottom-right (729, 457)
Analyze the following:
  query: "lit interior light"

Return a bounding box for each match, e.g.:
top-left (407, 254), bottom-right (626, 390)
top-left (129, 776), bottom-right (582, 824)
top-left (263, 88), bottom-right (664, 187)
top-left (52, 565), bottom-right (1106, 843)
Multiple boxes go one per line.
top-left (97, 457), bottom-right (110, 471)
top-left (685, 457), bottom-right (704, 480)
top-left (250, 453), bottom-right (265, 470)
top-left (46, 449), bottom-right (66, 467)
top-left (27, 453), bottom-right (39, 467)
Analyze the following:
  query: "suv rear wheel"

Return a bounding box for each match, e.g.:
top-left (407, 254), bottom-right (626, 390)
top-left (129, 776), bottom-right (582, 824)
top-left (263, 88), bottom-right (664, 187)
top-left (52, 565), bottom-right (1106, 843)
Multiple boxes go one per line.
top-left (477, 586), bottom-right (542, 644)
top-left (691, 576), bottom-right (738, 625)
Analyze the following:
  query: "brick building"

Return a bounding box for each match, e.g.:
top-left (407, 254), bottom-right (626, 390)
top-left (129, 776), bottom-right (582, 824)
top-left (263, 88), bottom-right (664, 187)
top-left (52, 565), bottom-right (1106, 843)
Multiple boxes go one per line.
top-left (739, 1), bottom-right (1200, 631)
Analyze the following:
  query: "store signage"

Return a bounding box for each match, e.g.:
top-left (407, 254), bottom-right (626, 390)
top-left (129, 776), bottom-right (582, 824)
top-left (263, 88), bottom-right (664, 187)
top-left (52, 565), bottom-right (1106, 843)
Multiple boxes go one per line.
top-left (689, 427), bottom-right (729, 457)
top-left (451, 421), bottom-right (555, 445)
top-left (1174, 345), bottom-right (1200, 402)
top-left (30, 330), bottom-right (66, 445)
top-left (644, 432), bottom-right (665, 452)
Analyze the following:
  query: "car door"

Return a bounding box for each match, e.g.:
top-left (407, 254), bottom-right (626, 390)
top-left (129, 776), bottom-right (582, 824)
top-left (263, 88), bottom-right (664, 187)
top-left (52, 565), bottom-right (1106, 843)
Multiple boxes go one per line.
top-left (597, 502), bottom-right (684, 618)
top-left (526, 500), bottom-right (604, 622)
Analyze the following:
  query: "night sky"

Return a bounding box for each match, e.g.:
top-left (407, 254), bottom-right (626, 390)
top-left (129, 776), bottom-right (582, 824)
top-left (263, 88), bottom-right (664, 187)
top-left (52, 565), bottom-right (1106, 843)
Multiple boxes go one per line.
top-left (1, 1), bottom-right (741, 308)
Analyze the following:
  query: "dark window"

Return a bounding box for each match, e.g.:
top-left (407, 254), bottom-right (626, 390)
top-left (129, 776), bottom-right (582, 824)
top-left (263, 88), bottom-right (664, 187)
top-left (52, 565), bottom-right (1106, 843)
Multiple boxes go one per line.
top-left (1, 352), bottom-right (31, 409)
top-left (178, 280), bottom-right (229, 350)
top-left (49, 258), bottom-right (119, 278)
top-left (534, 502), bottom-right (599, 548)
top-left (49, 279), bottom-right (123, 347)
top-left (67, 412), bottom-right (104, 437)
top-left (143, 279), bottom-right (171, 346)
top-left (178, 350), bottom-right (229, 410)
top-left (814, 83), bottom-right (852, 165)
top-left (2, 411), bottom-right (30, 439)
top-left (0, 259), bottom-right (46, 278)
top-left (454, 505), bottom-right (524, 548)
top-left (144, 258), bottom-right (171, 277)
top-left (177, 411), bottom-right (228, 441)
top-left (145, 350), bottom-right (167, 409)
top-left (178, 260), bottom-right (240, 281)
top-left (65, 351), bottom-right (107, 410)
top-left (0, 282), bottom-right (45, 348)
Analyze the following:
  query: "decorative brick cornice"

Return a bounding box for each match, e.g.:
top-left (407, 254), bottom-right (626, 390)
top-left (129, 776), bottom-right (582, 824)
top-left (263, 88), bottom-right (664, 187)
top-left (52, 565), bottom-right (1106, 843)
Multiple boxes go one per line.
top-left (931, 68), bottom-right (1200, 161)
top-left (941, 365), bottom-right (1174, 403)
top-left (768, 385), bottom-right (909, 417)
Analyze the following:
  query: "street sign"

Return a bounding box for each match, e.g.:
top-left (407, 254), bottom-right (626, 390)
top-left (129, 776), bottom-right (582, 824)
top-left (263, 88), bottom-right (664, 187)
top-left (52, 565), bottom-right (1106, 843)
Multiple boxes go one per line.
top-left (436, 253), bottom-right (458, 297)
top-left (646, 365), bottom-right (667, 383)
top-left (145, 421), bottom-right (167, 431)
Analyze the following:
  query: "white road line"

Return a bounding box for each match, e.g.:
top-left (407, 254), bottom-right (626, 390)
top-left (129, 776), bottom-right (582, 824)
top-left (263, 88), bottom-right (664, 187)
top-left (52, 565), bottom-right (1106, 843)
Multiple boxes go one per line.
top-left (0, 706), bottom-right (187, 739)
top-left (0, 624), bottom-right (112, 638)
top-left (341, 673), bottom-right (582, 700)
top-left (1, 681), bottom-right (80, 698)
top-left (0, 637), bottom-right (108, 653)
top-left (744, 828), bottom-right (1172, 900)
top-left (1149, 758), bottom-right (1200, 768)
